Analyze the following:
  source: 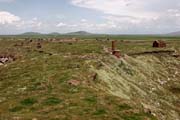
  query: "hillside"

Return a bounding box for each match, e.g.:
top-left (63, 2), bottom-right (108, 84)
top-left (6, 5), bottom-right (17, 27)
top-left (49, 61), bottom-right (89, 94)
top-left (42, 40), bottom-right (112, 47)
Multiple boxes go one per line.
top-left (48, 32), bottom-right (61, 36)
top-left (20, 32), bottom-right (42, 36)
top-left (66, 31), bottom-right (93, 35)
top-left (166, 31), bottom-right (180, 36)
top-left (0, 38), bottom-right (179, 120)
top-left (19, 31), bottom-right (92, 36)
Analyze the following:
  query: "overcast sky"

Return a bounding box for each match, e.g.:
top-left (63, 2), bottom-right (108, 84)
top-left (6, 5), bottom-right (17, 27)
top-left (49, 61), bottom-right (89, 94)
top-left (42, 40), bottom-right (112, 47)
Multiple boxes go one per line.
top-left (0, 0), bottom-right (180, 34)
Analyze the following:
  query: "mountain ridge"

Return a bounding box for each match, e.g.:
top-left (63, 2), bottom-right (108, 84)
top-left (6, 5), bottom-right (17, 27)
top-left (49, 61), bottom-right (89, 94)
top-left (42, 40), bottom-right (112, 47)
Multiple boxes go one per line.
top-left (166, 31), bottom-right (180, 36)
top-left (20, 31), bottom-right (93, 36)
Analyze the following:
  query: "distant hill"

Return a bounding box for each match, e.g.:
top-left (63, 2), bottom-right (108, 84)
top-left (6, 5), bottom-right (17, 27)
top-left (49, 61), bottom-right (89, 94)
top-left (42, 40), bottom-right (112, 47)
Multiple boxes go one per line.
top-left (48, 32), bottom-right (61, 36)
top-left (166, 31), bottom-right (180, 36)
top-left (66, 31), bottom-right (93, 35)
top-left (19, 31), bottom-right (92, 36)
top-left (21, 32), bottom-right (42, 36)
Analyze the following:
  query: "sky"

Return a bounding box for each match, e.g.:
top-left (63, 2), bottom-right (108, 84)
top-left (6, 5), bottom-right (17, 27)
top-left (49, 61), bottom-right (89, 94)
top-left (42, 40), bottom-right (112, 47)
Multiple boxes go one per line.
top-left (0, 0), bottom-right (180, 34)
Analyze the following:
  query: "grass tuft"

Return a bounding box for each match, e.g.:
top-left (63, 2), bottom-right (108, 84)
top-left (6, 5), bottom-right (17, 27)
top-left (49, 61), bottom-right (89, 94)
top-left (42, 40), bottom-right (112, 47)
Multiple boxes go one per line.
top-left (93, 109), bottom-right (107, 115)
top-left (20, 98), bottom-right (37, 106)
top-left (9, 106), bottom-right (24, 112)
top-left (43, 97), bottom-right (62, 106)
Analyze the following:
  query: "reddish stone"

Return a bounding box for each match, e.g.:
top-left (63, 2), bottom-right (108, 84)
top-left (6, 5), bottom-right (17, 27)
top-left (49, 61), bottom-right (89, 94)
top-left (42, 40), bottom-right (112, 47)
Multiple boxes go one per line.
top-left (112, 40), bottom-right (116, 51)
top-left (153, 40), bottom-right (166, 48)
top-left (67, 80), bottom-right (80, 86)
top-left (113, 50), bottom-right (121, 58)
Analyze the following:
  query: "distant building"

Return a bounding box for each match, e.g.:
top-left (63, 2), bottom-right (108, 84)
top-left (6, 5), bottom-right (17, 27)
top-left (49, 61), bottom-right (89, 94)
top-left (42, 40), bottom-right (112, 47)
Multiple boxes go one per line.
top-left (153, 40), bottom-right (166, 48)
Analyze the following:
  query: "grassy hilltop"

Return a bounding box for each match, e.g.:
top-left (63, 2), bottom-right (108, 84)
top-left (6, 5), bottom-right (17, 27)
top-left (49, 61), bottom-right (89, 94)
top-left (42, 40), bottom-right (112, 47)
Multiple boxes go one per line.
top-left (0, 36), bottom-right (179, 120)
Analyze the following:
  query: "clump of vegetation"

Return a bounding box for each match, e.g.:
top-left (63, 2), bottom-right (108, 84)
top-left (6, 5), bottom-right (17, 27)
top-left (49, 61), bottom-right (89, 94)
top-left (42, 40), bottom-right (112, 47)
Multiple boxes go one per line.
top-left (121, 114), bottom-right (143, 120)
top-left (120, 113), bottom-right (157, 120)
top-left (93, 109), bottom-right (107, 115)
top-left (9, 106), bottom-right (24, 112)
top-left (84, 96), bottom-right (97, 104)
top-left (118, 104), bottom-right (132, 111)
top-left (43, 97), bottom-right (62, 106)
top-left (20, 98), bottom-right (37, 106)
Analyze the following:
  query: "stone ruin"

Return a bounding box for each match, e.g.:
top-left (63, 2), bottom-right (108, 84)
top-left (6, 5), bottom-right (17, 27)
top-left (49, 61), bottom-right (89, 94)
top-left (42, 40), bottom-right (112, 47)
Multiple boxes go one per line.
top-left (153, 40), bottom-right (166, 48)
top-left (111, 40), bottom-right (121, 58)
top-left (37, 43), bottom-right (42, 49)
top-left (0, 54), bottom-right (16, 65)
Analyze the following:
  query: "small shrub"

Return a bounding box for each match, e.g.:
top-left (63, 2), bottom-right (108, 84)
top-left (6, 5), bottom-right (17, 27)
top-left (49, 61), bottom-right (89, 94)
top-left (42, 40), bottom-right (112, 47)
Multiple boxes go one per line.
top-left (9, 106), bottom-right (24, 112)
top-left (121, 115), bottom-right (142, 120)
top-left (44, 97), bottom-right (62, 105)
top-left (84, 96), bottom-right (97, 104)
top-left (59, 73), bottom-right (71, 83)
top-left (93, 109), bottom-right (106, 115)
top-left (20, 98), bottom-right (37, 106)
top-left (118, 104), bottom-right (132, 111)
top-left (121, 113), bottom-right (150, 120)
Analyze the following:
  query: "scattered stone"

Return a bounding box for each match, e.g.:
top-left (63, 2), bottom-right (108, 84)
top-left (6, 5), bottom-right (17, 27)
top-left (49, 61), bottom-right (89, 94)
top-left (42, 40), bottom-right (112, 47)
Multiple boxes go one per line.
top-left (17, 87), bottom-right (27, 92)
top-left (37, 43), bottom-right (42, 49)
top-left (0, 54), bottom-right (16, 64)
top-left (12, 117), bottom-right (21, 120)
top-left (172, 54), bottom-right (180, 58)
top-left (92, 73), bottom-right (98, 81)
top-left (67, 80), bottom-right (80, 86)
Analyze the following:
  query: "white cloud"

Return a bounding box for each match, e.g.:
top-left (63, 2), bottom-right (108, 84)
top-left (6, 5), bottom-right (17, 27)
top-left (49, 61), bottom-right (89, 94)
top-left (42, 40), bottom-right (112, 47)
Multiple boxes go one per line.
top-left (0, 11), bottom-right (20, 24)
top-left (70, 0), bottom-right (180, 33)
top-left (16, 18), bottom-right (43, 29)
top-left (71, 0), bottom-right (161, 19)
top-left (81, 19), bottom-right (87, 22)
top-left (56, 22), bottom-right (67, 27)
top-left (0, 11), bottom-right (44, 34)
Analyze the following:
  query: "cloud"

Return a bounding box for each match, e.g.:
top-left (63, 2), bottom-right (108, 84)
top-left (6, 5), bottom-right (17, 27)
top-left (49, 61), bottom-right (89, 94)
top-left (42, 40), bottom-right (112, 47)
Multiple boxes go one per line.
top-left (56, 22), bottom-right (67, 27)
top-left (0, 11), bottom-right (44, 34)
top-left (15, 17), bottom-right (43, 30)
top-left (70, 0), bottom-right (180, 33)
top-left (81, 19), bottom-right (87, 22)
top-left (71, 0), bottom-right (160, 19)
top-left (0, 11), bottom-right (20, 24)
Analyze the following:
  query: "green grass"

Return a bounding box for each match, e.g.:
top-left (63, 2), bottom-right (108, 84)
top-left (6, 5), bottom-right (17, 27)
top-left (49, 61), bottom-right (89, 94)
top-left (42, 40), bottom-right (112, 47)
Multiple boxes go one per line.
top-left (121, 115), bottom-right (143, 120)
top-left (84, 96), bottom-right (97, 104)
top-left (20, 98), bottom-right (37, 106)
top-left (118, 104), bottom-right (132, 111)
top-left (93, 109), bottom-right (107, 115)
top-left (121, 113), bottom-right (157, 120)
top-left (43, 97), bottom-right (62, 106)
top-left (9, 106), bottom-right (24, 112)
top-left (0, 37), bottom-right (179, 120)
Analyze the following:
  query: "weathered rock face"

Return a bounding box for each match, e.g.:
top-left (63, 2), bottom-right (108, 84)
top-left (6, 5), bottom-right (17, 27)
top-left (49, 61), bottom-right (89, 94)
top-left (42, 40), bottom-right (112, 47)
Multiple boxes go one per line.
top-left (92, 54), bottom-right (180, 120)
